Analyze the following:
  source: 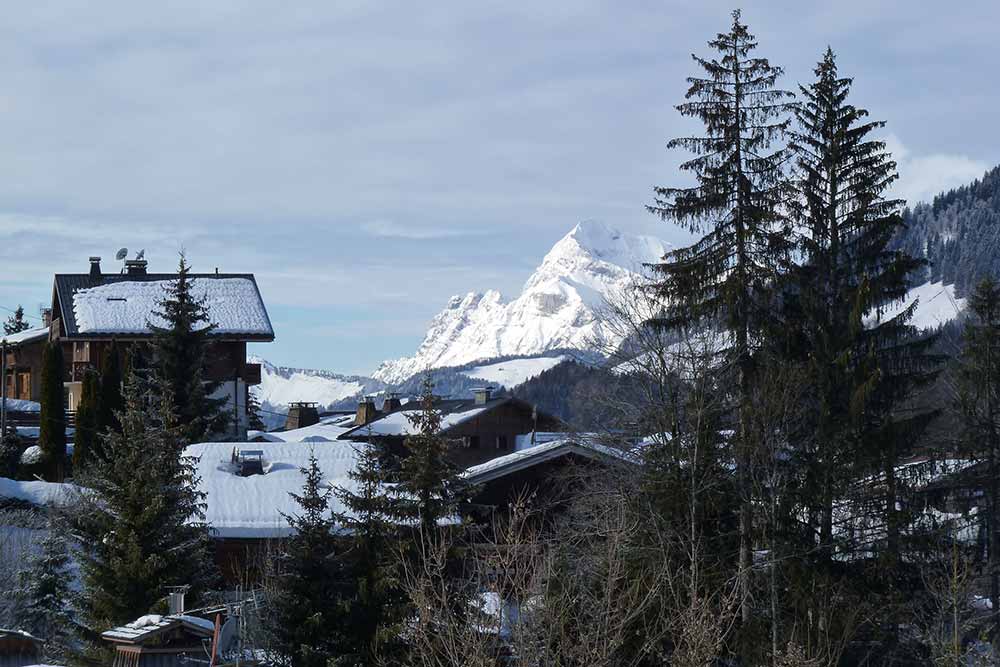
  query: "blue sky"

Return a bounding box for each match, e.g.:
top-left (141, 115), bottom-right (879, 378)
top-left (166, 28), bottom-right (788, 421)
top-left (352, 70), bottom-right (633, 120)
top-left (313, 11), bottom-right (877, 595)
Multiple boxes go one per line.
top-left (0, 1), bottom-right (995, 374)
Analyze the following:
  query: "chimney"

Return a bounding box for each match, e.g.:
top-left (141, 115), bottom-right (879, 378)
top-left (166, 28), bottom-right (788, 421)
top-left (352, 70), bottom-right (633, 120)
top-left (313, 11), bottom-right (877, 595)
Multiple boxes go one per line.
top-left (167, 587), bottom-right (187, 615)
top-left (472, 387), bottom-right (494, 405)
top-left (41, 308), bottom-right (52, 328)
top-left (285, 402), bottom-right (319, 430)
top-left (124, 259), bottom-right (148, 276)
top-left (88, 256), bottom-right (102, 282)
top-left (382, 392), bottom-right (402, 412)
top-left (355, 396), bottom-right (378, 426)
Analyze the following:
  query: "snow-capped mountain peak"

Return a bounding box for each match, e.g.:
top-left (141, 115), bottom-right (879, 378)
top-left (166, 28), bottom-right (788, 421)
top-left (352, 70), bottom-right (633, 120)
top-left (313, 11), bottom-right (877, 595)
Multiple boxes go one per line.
top-left (372, 221), bottom-right (670, 384)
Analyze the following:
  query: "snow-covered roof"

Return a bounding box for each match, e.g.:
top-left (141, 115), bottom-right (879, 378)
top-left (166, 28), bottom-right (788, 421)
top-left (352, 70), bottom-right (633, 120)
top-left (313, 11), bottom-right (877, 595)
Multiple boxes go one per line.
top-left (265, 414), bottom-right (358, 442)
top-left (461, 438), bottom-right (632, 485)
top-left (102, 614), bottom-right (215, 644)
top-left (185, 441), bottom-right (364, 538)
top-left (1, 326), bottom-right (48, 346)
top-left (0, 477), bottom-right (78, 507)
top-left (338, 399), bottom-right (506, 440)
top-left (54, 273), bottom-right (273, 339)
top-left (1, 398), bottom-right (40, 413)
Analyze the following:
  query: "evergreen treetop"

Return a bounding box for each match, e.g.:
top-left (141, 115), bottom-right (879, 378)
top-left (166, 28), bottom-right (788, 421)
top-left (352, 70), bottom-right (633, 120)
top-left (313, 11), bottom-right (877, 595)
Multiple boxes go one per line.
top-left (3, 305), bottom-right (31, 335)
top-left (149, 253), bottom-right (228, 443)
top-left (96, 340), bottom-right (124, 436)
top-left (72, 369), bottom-right (101, 471)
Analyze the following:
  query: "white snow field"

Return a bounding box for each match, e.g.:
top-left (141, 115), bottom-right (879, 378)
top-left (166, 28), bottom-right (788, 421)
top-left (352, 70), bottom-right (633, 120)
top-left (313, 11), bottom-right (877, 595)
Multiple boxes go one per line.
top-left (866, 280), bottom-right (966, 330)
top-left (460, 355), bottom-right (568, 388)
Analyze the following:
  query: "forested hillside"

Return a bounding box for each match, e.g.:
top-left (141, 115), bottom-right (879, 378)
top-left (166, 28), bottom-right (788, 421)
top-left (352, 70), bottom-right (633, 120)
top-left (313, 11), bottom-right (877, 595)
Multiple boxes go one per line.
top-left (896, 165), bottom-right (1000, 295)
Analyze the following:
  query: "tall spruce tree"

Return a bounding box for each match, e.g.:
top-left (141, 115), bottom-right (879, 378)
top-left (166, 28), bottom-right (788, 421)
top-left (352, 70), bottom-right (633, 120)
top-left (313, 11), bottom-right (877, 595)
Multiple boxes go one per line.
top-left (16, 528), bottom-right (73, 660)
top-left (787, 48), bottom-right (941, 654)
top-left (271, 451), bottom-right (348, 667)
top-left (647, 9), bottom-right (794, 623)
top-left (71, 369), bottom-right (215, 666)
top-left (333, 432), bottom-right (408, 665)
top-left (96, 340), bottom-right (124, 435)
top-left (396, 377), bottom-right (465, 534)
top-left (72, 369), bottom-right (101, 471)
top-left (955, 277), bottom-right (1000, 651)
top-left (3, 305), bottom-right (31, 335)
top-left (38, 341), bottom-right (66, 482)
top-left (149, 253), bottom-right (227, 443)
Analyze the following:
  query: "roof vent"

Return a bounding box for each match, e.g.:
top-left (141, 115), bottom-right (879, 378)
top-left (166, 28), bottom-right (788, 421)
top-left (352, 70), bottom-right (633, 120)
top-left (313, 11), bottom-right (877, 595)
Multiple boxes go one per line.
top-left (472, 387), bottom-right (494, 405)
top-left (124, 259), bottom-right (148, 276)
top-left (88, 256), bottom-right (102, 282)
top-left (232, 448), bottom-right (265, 476)
top-left (167, 586), bottom-right (188, 615)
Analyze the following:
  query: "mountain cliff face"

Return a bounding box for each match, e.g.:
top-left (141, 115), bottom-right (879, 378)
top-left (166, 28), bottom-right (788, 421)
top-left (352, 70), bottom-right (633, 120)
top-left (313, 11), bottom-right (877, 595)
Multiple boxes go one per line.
top-left (372, 221), bottom-right (671, 384)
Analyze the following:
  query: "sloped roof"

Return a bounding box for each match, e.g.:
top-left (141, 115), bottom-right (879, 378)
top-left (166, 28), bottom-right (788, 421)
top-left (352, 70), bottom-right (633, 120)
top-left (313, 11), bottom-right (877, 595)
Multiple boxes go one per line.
top-left (185, 441), bottom-right (364, 538)
top-left (53, 273), bottom-right (274, 340)
top-left (1, 326), bottom-right (48, 345)
top-left (338, 396), bottom-right (552, 440)
top-left (102, 614), bottom-right (215, 644)
top-left (461, 437), bottom-right (633, 485)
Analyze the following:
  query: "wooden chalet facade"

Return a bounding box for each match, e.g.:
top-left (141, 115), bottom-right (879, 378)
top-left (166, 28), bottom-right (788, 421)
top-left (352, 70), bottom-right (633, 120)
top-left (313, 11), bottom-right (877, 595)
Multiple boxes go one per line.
top-left (2, 255), bottom-right (274, 439)
top-left (338, 388), bottom-right (566, 469)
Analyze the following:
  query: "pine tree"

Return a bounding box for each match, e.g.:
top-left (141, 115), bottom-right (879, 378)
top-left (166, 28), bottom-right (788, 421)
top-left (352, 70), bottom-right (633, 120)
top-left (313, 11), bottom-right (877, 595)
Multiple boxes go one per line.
top-left (38, 341), bottom-right (66, 482)
top-left (271, 451), bottom-right (348, 667)
top-left (16, 528), bottom-right (73, 660)
top-left (787, 48), bottom-right (941, 654)
top-left (149, 253), bottom-right (227, 444)
top-left (955, 277), bottom-right (1000, 652)
top-left (333, 432), bottom-right (408, 665)
top-left (247, 389), bottom-right (266, 432)
top-left (396, 376), bottom-right (465, 534)
top-left (72, 369), bottom-right (101, 471)
top-left (72, 369), bottom-right (215, 665)
top-left (647, 9), bottom-right (794, 624)
top-left (96, 340), bottom-right (124, 435)
top-left (0, 423), bottom-right (21, 478)
top-left (3, 305), bottom-right (31, 335)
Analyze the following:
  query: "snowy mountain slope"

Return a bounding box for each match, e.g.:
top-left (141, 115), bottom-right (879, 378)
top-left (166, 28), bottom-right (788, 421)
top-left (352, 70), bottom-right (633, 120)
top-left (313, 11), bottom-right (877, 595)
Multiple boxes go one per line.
top-left (460, 355), bottom-right (569, 388)
top-left (373, 221), bottom-right (670, 384)
top-left (249, 357), bottom-right (384, 428)
top-left (867, 281), bottom-right (966, 330)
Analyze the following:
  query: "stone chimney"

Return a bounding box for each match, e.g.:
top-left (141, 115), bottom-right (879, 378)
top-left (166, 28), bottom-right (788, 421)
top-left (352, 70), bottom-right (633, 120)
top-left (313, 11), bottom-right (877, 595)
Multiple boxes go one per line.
top-left (41, 308), bottom-right (52, 328)
top-left (472, 387), bottom-right (494, 405)
top-left (88, 256), bottom-right (102, 282)
top-left (285, 402), bottom-right (319, 430)
top-left (382, 392), bottom-right (402, 412)
top-left (355, 396), bottom-right (379, 427)
top-left (124, 259), bottom-right (148, 276)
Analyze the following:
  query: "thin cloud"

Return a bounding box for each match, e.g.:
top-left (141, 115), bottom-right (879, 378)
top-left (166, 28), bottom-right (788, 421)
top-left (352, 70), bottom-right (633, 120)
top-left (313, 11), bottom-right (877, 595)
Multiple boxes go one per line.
top-left (361, 219), bottom-right (475, 240)
top-left (884, 134), bottom-right (990, 207)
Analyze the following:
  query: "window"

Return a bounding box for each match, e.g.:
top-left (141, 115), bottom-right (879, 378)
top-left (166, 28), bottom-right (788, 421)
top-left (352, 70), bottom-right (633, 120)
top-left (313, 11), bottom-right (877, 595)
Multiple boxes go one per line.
top-left (496, 435), bottom-right (508, 450)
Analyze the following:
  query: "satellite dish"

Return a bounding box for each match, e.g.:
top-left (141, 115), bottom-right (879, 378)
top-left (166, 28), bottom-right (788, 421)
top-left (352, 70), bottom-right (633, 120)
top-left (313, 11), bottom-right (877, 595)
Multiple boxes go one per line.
top-left (115, 248), bottom-right (128, 261)
top-left (216, 616), bottom-right (237, 655)
top-left (136, 249), bottom-right (145, 260)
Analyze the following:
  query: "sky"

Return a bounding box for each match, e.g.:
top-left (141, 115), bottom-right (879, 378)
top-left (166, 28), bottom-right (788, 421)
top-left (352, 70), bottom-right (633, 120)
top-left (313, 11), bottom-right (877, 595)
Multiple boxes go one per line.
top-left (0, 1), bottom-right (995, 375)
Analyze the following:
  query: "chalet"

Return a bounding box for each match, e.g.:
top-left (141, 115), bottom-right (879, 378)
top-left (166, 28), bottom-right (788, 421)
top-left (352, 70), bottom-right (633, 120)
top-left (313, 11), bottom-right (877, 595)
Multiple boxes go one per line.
top-left (1, 255), bottom-right (274, 439)
top-left (187, 432), bottom-right (630, 583)
top-left (0, 630), bottom-right (42, 667)
top-left (102, 614), bottom-right (219, 667)
top-left (338, 387), bottom-right (566, 469)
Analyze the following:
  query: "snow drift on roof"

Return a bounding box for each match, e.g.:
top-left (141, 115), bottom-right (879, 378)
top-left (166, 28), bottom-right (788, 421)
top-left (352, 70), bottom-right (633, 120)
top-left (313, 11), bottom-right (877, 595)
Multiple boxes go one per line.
top-left (72, 278), bottom-right (272, 336)
top-left (185, 441), bottom-right (364, 538)
top-left (1, 326), bottom-right (48, 345)
top-left (0, 477), bottom-right (78, 507)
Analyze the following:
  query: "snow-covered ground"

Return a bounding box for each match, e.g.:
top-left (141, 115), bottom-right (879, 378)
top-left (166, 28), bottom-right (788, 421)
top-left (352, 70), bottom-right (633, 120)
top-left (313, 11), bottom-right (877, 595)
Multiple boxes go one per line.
top-left (0, 477), bottom-right (78, 507)
top-left (461, 355), bottom-right (567, 388)
top-left (867, 280), bottom-right (966, 330)
top-left (374, 221), bottom-right (669, 383)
